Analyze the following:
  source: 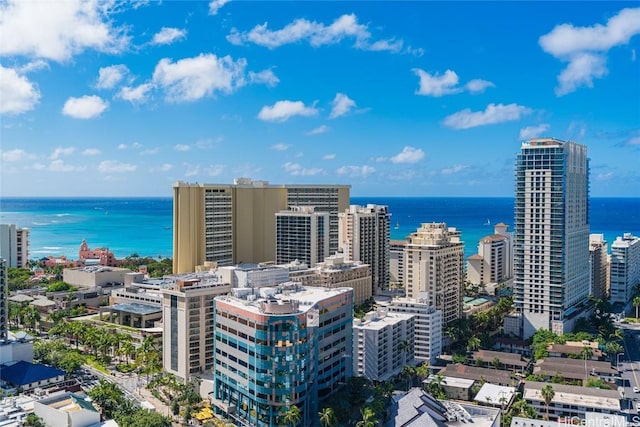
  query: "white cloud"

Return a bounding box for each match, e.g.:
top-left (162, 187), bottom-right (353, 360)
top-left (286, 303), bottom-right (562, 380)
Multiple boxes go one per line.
top-left (283, 162), bottom-right (323, 176)
top-left (50, 146), bottom-right (75, 160)
top-left (596, 172), bottom-right (614, 181)
top-left (174, 144), bottom-right (191, 151)
top-left (539, 7), bottom-right (640, 95)
top-left (140, 148), bottom-right (159, 155)
top-left (413, 69), bottom-right (494, 97)
top-left (1, 148), bottom-right (31, 162)
top-left (271, 143), bottom-right (290, 151)
top-left (336, 165), bottom-right (375, 177)
top-left (390, 146), bottom-right (425, 164)
top-left (322, 153), bottom-right (336, 160)
top-left (152, 54), bottom-right (247, 102)
top-left (209, 0), bottom-right (230, 15)
top-left (413, 69), bottom-right (461, 97)
top-left (152, 27), bottom-right (187, 45)
top-left (626, 135), bottom-right (640, 146)
top-left (306, 125), bottom-right (329, 135)
top-left (47, 159), bottom-right (84, 172)
top-left (205, 164), bottom-right (225, 176)
top-left (117, 83), bottom-right (153, 103)
top-left (465, 79), bottom-right (496, 94)
top-left (17, 60), bottom-right (49, 74)
top-left (441, 164), bottom-right (468, 175)
top-left (0, 0), bottom-right (129, 62)
top-left (519, 124), bottom-right (550, 140)
top-left (82, 148), bottom-right (101, 156)
top-left (443, 103), bottom-right (532, 129)
top-left (258, 100), bottom-right (318, 122)
top-left (227, 13), bottom-right (416, 54)
top-left (96, 64), bottom-right (129, 89)
top-left (152, 163), bottom-right (173, 172)
top-left (62, 95), bottom-right (108, 119)
top-left (248, 69), bottom-right (279, 87)
top-left (555, 53), bottom-right (607, 96)
top-left (98, 160), bottom-right (137, 173)
top-left (329, 93), bottom-right (356, 119)
top-left (117, 144), bottom-right (127, 150)
top-left (0, 65), bottom-right (41, 115)
top-left (183, 163), bottom-right (200, 177)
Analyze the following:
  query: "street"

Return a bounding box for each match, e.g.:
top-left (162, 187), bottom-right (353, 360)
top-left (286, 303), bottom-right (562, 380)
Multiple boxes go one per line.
top-left (618, 323), bottom-right (640, 414)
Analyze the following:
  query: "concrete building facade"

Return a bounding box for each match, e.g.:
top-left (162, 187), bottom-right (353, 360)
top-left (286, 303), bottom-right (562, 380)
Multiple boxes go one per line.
top-left (289, 254), bottom-right (372, 305)
top-left (161, 272), bottom-right (232, 381)
top-left (0, 224), bottom-right (29, 268)
top-left (404, 223), bottom-right (464, 326)
top-left (514, 138), bottom-right (590, 338)
top-left (338, 204), bottom-right (390, 293)
top-left (389, 239), bottom-right (406, 286)
top-left (609, 233), bottom-right (640, 305)
top-left (172, 179), bottom-right (350, 273)
top-left (589, 234), bottom-right (609, 301)
top-left (275, 206), bottom-right (329, 267)
top-left (353, 308), bottom-right (415, 382)
top-left (467, 223), bottom-right (513, 286)
top-left (385, 296), bottom-right (442, 364)
top-left (211, 285), bottom-right (353, 427)
top-left (0, 259), bottom-right (7, 344)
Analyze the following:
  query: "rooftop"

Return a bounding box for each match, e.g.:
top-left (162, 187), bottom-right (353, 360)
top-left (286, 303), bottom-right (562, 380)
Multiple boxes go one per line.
top-left (473, 383), bottom-right (515, 406)
top-left (523, 381), bottom-right (620, 411)
top-left (0, 361), bottom-right (64, 386)
top-left (439, 363), bottom-right (513, 385)
top-left (109, 303), bottom-right (162, 315)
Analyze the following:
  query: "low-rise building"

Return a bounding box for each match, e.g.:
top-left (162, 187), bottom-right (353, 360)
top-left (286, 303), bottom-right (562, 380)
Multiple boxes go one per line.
top-left (473, 383), bottom-right (516, 408)
top-left (523, 381), bottom-right (622, 421)
top-left (533, 357), bottom-right (617, 384)
top-left (438, 363), bottom-right (514, 387)
top-left (471, 350), bottom-right (530, 372)
top-left (63, 266), bottom-right (132, 289)
top-left (34, 392), bottom-right (100, 427)
top-left (0, 361), bottom-right (65, 393)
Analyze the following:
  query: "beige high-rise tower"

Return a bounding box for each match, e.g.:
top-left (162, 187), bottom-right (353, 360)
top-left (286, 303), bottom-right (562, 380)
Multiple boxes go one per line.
top-left (173, 179), bottom-right (350, 273)
top-left (404, 223), bottom-right (464, 326)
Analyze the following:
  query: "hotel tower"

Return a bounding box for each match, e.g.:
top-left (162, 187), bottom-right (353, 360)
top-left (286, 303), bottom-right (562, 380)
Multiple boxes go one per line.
top-left (173, 179), bottom-right (350, 273)
top-left (514, 138), bottom-right (590, 339)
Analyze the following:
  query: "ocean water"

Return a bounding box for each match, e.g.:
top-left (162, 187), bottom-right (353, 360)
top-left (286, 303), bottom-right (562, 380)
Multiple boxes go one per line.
top-left (0, 197), bottom-right (638, 261)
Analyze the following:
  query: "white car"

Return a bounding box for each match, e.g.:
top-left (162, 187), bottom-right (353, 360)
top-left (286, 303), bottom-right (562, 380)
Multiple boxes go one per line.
top-left (633, 387), bottom-right (640, 393)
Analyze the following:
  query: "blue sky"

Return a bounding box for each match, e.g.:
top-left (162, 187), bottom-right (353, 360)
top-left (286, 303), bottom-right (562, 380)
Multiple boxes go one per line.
top-left (1, 1), bottom-right (639, 197)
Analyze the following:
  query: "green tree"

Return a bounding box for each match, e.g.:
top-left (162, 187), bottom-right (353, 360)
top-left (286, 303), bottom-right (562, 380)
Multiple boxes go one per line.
top-left (23, 413), bottom-right (46, 427)
top-left (466, 335), bottom-right (481, 353)
top-left (541, 384), bottom-right (555, 421)
top-left (318, 407), bottom-right (337, 427)
top-left (633, 295), bottom-right (640, 319)
top-left (88, 379), bottom-right (126, 420)
top-left (356, 407), bottom-right (378, 427)
top-left (282, 405), bottom-right (301, 427)
top-left (57, 350), bottom-right (85, 374)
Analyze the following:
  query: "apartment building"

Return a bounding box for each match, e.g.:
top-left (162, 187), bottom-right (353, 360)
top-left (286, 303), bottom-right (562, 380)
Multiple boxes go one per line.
top-left (353, 307), bottom-right (415, 382)
top-left (467, 223), bottom-right (513, 286)
top-left (0, 259), bottom-right (7, 344)
top-left (514, 138), bottom-right (590, 338)
top-left (589, 234), bottom-right (609, 300)
top-left (288, 254), bottom-right (372, 305)
top-left (0, 224), bottom-right (29, 268)
top-left (390, 239), bottom-right (406, 286)
top-left (338, 204), bottom-right (390, 293)
top-left (172, 179), bottom-right (350, 273)
top-left (211, 285), bottom-right (353, 427)
top-left (404, 223), bottom-right (464, 326)
top-left (160, 271), bottom-right (232, 381)
top-left (384, 296), bottom-right (442, 364)
top-left (609, 233), bottom-right (640, 305)
top-left (275, 206), bottom-right (329, 267)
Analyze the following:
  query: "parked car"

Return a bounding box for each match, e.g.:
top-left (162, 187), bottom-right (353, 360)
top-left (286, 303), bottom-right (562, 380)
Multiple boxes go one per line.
top-left (633, 386), bottom-right (640, 393)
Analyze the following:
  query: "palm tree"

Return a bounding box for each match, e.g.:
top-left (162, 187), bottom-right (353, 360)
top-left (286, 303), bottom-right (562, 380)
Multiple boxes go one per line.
top-left (582, 345), bottom-right (593, 382)
top-left (466, 335), bottom-right (481, 353)
top-left (318, 407), bottom-right (337, 427)
top-left (416, 363), bottom-right (430, 384)
top-left (402, 365), bottom-right (416, 390)
top-left (355, 407), bottom-right (377, 427)
top-left (282, 405), bottom-right (301, 427)
top-left (541, 384), bottom-right (555, 421)
top-left (633, 295), bottom-right (640, 319)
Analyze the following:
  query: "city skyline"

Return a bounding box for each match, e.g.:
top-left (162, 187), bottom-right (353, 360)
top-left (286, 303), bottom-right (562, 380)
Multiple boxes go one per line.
top-left (1, 1), bottom-right (639, 198)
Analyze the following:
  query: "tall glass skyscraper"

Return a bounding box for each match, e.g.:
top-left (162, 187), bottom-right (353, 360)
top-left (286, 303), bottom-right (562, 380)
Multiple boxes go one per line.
top-left (514, 138), bottom-right (590, 339)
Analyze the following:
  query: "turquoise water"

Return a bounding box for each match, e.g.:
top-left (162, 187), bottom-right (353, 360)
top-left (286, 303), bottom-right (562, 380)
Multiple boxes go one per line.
top-left (1, 197), bottom-right (638, 261)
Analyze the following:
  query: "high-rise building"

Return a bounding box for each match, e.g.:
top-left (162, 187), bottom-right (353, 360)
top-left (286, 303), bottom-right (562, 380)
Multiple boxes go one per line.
top-left (404, 223), bottom-right (464, 326)
top-left (211, 285), bottom-right (353, 427)
top-left (288, 254), bottom-right (372, 305)
top-left (275, 206), bottom-right (329, 267)
top-left (338, 204), bottom-right (390, 293)
top-left (609, 233), bottom-right (640, 305)
top-left (385, 295), bottom-right (443, 364)
top-left (0, 224), bottom-right (29, 268)
top-left (467, 223), bottom-right (513, 286)
top-left (513, 138), bottom-right (590, 338)
top-left (173, 179), bottom-right (350, 273)
top-left (389, 239), bottom-right (407, 286)
top-left (1, 259), bottom-right (7, 343)
top-left (160, 272), bottom-right (232, 381)
top-left (353, 307), bottom-right (415, 382)
top-left (589, 234), bottom-right (609, 301)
